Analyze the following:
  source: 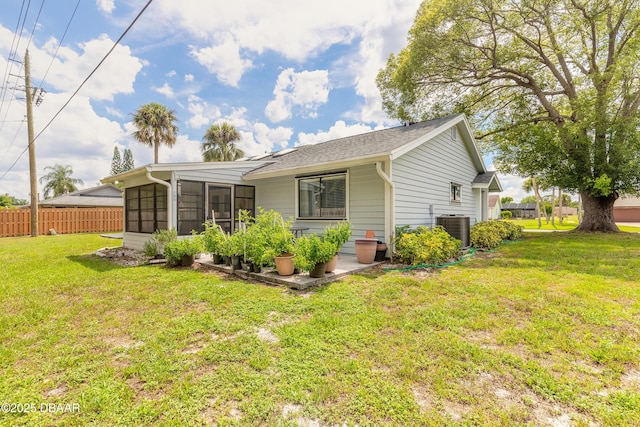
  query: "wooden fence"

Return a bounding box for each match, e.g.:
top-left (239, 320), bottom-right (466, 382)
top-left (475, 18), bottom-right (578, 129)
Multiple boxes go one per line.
top-left (0, 208), bottom-right (123, 237)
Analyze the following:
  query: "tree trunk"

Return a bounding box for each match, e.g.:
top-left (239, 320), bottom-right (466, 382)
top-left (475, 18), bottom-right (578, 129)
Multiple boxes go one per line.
top-left (550, 187), bottom-right (555, 226)
top-left (531, 177), bottom-right (543, 228)
top-left (558, 188), bottom-right (563, 225)
top-left (574, 193), bottom-right (619, 232)
top-left (154, 142), bottom-right (159, 164)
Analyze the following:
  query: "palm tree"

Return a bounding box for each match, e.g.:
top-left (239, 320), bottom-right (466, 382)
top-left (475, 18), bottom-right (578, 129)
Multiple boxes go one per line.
top-left (39, 164), bottom-right (84, 199)
top-left (201, 122), bottom-right (244, 162)
top-left (131, 102), bottom-right (179, 164)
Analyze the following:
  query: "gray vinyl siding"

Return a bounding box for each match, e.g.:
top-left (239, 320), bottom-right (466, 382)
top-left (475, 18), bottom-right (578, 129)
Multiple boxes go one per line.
top-left (393, 128), bottom-right (480, 229)
top-left (253, 164), bottom-right (385, 255)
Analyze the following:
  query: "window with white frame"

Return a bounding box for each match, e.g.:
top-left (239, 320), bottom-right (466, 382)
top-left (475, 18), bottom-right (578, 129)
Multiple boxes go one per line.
top-left (450, 182), bottom-right (462, 203)
top-left (297, 172), bottom-right (347, 219)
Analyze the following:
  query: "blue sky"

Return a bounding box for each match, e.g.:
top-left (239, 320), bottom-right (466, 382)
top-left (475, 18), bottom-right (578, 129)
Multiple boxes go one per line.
top-left (0, 0), bottom-right (527, 201)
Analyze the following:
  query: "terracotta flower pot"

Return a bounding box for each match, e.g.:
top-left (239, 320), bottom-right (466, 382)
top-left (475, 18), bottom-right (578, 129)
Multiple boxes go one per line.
top-left (274, 253), bottom-right (295, 276)
top-left (325, 254), bottom-right (338, 273)
top-left (355, 239), bottom-right (377, 264)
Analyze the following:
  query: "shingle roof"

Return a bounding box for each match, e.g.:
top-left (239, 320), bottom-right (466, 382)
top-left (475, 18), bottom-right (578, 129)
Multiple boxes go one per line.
top-left (473, 171), bottom-right (496, 185)
top-left (38, 184), bottom-right (123, 207)
top-left (243, 115), bottom-right (460, 177)
top-left (503, 203), bottom-right (538, 210)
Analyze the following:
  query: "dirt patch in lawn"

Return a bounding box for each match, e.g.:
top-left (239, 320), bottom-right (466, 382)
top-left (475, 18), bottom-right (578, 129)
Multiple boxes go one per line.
top-left (94, 247), bottom-right (151, 267)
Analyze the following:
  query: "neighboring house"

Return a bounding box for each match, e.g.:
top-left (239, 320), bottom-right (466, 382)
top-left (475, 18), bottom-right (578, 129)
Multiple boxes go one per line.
top-left (487, 195), bottom-right (502, 220)
top-left (34, 184), bottom-right (123, 208)
top-left (102, 114), bottom-right (502, 254)
top-left (614, 196), bottom-right (640, 222)
top-left (503, 203), bottom-right (538, 219)
top-left (554, 206), bottom-right (578, 217)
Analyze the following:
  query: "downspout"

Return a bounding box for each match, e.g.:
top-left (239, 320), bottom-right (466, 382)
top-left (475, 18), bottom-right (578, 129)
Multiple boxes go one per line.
top-left (375, 160), bottom-right (394, 254)
top-left (146, 168), bottom-right (173, 230)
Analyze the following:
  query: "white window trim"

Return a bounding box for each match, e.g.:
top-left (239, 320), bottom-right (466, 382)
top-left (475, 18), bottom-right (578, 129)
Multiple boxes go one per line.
top-left (450, 182), bottom-right (462, 203)
top-left (451, 126), bottom-right (458, 141)
top-left (295, 171), bottom-right (349, 220)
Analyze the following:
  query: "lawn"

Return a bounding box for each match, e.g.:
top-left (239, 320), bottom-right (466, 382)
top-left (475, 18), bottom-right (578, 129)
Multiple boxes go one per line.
top-left (1, 233), bottom-right (639, 426)
top-left (508, 216), bottom-right (640, 233)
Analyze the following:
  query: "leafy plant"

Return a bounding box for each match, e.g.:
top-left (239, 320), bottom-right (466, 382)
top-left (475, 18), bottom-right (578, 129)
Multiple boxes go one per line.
top-left (394, 226), bottom-right (461, 265)
top-left (143, 239), bottom-right (159, 257)
top-left (321, 221), bottom-right (352, 252)
top-left (203, 222), bottom-right (226, 255)
top-left (163, 236), bottom-right (204, 265)
top-left (470, 220), bottom-right (523, 250)
top-left (500, 210), bottom-right (513, 219)
top-left (293, 234), bottom-right (337, 272)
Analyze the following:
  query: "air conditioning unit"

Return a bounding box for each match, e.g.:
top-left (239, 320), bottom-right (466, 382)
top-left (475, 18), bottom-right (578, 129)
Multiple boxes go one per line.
top-left (436, 214), bottom-right (470, 247)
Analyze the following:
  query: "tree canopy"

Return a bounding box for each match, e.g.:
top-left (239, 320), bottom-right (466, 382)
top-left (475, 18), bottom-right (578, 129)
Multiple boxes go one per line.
top-left (378, 0), bottom-right (640, 231)
top-left (110, 147), bottom-right (135, 175)
top-left (201, 122), bottom-right (244, 162)
top-left (39, 165), bottom-right (84, 199)
top-left (131, 103), bottom-right (179, 164)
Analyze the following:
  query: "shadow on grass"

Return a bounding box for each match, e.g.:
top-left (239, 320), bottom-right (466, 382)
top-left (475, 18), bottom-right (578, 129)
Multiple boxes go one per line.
top-left (66, 254), bottom-right (126, 272)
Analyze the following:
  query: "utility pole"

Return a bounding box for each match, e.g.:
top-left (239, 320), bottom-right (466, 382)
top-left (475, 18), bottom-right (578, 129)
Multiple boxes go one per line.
top-left (25, 49), bottom-right (38, 237)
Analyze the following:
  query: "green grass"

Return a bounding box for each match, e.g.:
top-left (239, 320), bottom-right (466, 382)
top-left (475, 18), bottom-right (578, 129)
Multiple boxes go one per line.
top-left (1, 233), bottom-right (640, 425)
top-left (508, 215), bottom-right (640, 233)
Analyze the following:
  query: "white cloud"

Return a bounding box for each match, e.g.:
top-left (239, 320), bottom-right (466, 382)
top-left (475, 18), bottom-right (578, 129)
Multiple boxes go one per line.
top-left (184, 73), bottom-right (194, 82)
top-left (296, 120), bottom-right (374, 146)
top-left (37, 34), bottom-right (143, 101)
top-left (165, 70), bottom-right (176, 77)
top-left (189, 34), bottom-right (252, 87)
top-left (96, 0), bottom-right (115, 13)
top-left (105, 106), bottom-right (124, 118)
top-left (155, 82), bottom-right (175, 98)
top-left (265, 69), bottom-right (329, 123)
top-left (186, 95), bottom-right (222, 129)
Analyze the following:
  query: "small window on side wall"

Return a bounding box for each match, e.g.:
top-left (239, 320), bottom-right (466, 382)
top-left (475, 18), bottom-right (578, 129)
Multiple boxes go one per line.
top-left (450, 182), bottom-right (461, 203)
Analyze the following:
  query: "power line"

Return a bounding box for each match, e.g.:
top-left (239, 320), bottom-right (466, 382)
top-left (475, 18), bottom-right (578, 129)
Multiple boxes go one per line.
top-left (36, 0), bottom-right (80, 92)
top-left (0, 0), bottom-right (29, 132)
top-left (0, 0), bottom-right (155, 182)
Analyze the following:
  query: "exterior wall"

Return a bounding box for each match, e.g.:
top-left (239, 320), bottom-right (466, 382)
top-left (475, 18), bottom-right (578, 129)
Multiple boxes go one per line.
top-left (393, 130), bottom-right (480, 229)
top-left (254, 164), bottom-right (385, 255)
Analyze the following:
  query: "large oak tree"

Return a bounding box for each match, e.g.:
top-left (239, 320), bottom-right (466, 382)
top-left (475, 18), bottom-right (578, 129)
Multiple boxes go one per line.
top-left (378, 0), bottom-right (640, 231)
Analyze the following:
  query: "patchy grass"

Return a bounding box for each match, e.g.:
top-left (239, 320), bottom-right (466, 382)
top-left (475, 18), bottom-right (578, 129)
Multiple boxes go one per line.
top-left (1, 233), bottom-right (639, 426)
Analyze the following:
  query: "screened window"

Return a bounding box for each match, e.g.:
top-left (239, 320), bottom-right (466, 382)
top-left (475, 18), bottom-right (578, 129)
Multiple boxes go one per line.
top-left (298, 173), bottom-right (346, 219)
top-left (235, 185), bottom-right (255, 218)
top-left (125, 184), bottom-right (167, 233)
top-left (178, 180), bottom-right (205, 235)
top-left (450, 182), bottom-right (462, 203)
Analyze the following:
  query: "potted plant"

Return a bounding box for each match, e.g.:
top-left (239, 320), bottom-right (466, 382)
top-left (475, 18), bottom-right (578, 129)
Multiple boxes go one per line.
top-left (153, 228), bottom-right (177, 256)
top-left (294, 234), bottom-right (337, 278)
top-left (203, 222), bottom-right (226, 264)
top-left (228, 231), bottom-right (244, 271)
top-left (321, 220), bottom-right (352, 273)
top-left (248, 208), bottom-right (295, 276)
top-left (163, 236), bottom-right (203, 267)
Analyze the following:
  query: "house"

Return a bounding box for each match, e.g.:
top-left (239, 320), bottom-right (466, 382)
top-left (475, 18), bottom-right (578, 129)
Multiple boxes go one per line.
top-left (487, 195), bottom-right (502, 220)
top-left (101, 114), bottom-right (502, 254)
top-left (614, 196), bottom-right (640, 222)
top-left (502, 203), bottom-right (538, 219)
top-left (35, 184), bottom-right (123, 208)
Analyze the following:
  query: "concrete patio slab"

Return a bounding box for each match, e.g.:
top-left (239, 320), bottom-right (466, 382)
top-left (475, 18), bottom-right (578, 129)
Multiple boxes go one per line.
top-left (199, 254), bottom-right (381, 290)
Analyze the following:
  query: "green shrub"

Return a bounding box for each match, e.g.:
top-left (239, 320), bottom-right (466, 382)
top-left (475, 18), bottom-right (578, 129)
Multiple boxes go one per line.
top-left (203, 222), bottom-right (226, 254)
top-left (143, 240), bottom-right (159, 257)
top-left (501, 210), bottom-right (513, 219)
top-left (293, 234), bottom-right (337, 272)
top-left (321, 221), bottom-right (352, 252)
top-left (470, 220), bottom-right (523, 249)
top-left (394, 226), bottom-right (461, 266)
top-left (163, 236), bottom-right (204, 265)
